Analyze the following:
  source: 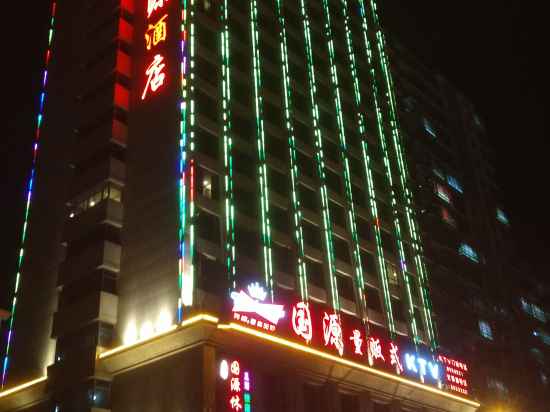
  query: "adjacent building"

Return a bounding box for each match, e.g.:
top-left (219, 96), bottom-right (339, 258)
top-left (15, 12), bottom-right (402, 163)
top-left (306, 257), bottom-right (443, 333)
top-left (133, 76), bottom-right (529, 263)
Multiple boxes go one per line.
top-left (0, 1), bottom-right (490, 411)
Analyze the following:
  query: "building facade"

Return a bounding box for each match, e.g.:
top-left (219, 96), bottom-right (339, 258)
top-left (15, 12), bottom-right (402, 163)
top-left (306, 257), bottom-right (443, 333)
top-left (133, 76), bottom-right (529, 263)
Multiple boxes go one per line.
top-left (0, 1), bottom-right (480, 411)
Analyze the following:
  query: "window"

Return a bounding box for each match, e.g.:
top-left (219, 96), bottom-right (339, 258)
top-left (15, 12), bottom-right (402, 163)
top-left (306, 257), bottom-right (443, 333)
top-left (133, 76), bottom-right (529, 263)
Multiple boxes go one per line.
top-left (459, 243), bottom-right (479, 263)
top-left (386, 261), bottom-right (399, 286)
top-left (446, 175), bottom-right (463, 194)
top-left (479, 320), bottom-right (493, 340)
top-left (198, 169), bottom-right (214, 199)
top-left (435, 184), bottom-right (452, 204)
top-left (69, 183), bottom-right (122, 218)
top-left (423, 117), bottom-right (437, 138)
top-left (337, 274), bottom-right (355, 302)
top-left (521, 298), bottom-right (547, 323)
top-left (441, 207), bottom-right (456, 227)
top-left (496, 208), bottom-right (510, 225)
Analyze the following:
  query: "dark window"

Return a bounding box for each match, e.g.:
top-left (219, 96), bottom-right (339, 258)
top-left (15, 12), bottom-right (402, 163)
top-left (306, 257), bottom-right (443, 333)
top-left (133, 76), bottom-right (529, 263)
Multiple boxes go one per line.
top-left (197, 209), bottom-right (220, 245)
top-left (361, 250), bottom-right (377, 277)
top-left (330, 201), bottom-right (346, 228)
top-left (333, 236), bottom-right (350, 263)
top-left (357, 217), bottom-right (371, 242)
top-left (269, 167), bottom-right (289, 196)
top-left (236, 226), bottom-right (260, 260)
top-left (337, 274), bottom-right (355, 302)
top-left (199, 254), bottom-right (226, 296)
top-left (381, 230), bottom-right (396, 256)
top-left (196, 127), bottom-right (218, 160)
top-left (234, 186), bottom-right (257, 218)
top-left (300, 184), bottom-right (319, 213)
top-left (366, 286), bottom-right (382, 312)
top-left (303, 221), bottom-right (322, 250)
top-left (325, 168), bottom-right (342, 194)
top-left (272, 243), bottom-right (293, 274)
top-left (297, 151), bottom-right (316, 179)
top-left (234, 150), bottom-right (255, 178)
top-left (271, 205), bottom-right (290, 234)
top-left (306, 259), bottom-right (325, 289)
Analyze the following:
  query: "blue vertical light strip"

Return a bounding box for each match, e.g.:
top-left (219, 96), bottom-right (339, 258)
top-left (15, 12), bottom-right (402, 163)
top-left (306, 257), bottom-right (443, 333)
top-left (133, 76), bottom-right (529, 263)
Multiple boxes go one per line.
top-left (319, 0), bottom-right (367, 318)
top-left (366, 0), bottom-right (437, 347)
top-left (274, 0), bottom-right (308, 300)
top-left (221, 0), bottom-right (237, 291)
top-left (298, 0), bottom-right (340, 311)
top-left (249, 0), bottom-right (274, 299)
top-left (2, 1), bottom-right (57, 388)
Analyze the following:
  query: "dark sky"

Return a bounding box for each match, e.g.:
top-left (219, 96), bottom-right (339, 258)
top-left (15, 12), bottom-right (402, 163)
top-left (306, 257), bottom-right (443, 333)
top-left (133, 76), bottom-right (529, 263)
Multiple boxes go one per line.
top-left (1, 1), bottom-right (548, 309)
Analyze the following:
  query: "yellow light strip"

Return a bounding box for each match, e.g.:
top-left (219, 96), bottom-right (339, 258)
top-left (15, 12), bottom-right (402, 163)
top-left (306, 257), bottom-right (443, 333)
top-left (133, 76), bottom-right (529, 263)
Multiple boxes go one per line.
top-left (0, 376), bottom-right (47, 399)
top-left (99, 314), bottom-right (219, 359)
top-left (220, 323), bottom-right (480, 408)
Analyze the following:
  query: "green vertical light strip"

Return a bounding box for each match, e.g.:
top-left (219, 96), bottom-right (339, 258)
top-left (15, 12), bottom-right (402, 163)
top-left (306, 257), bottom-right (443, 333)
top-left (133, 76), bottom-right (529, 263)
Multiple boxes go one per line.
top-left (221, 0), bottom-right (237, 291)
top-left (298, 0), bottom-right (339, 311)
top-left (367, 0), bottom-right (437, 347)
top-left (356, 0), bottom-right (420, 340)
top-left (319, 0), bottom-right (366, 318)
top-left (337, 0), bottom-right (396, 334)
top-left (249, 0), bottom-right (274, 299)
top-left (274, 0), bottom-right (308, 300)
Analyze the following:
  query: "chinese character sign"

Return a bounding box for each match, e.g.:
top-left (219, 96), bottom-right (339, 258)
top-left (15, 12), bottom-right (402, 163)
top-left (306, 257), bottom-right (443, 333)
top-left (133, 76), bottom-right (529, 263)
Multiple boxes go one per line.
top-left (142, 0), bottom-right (169, 100)
top-left (219, 358), bottom-right (253, 412)
top-left (292, 302), bottom-right (313, 343)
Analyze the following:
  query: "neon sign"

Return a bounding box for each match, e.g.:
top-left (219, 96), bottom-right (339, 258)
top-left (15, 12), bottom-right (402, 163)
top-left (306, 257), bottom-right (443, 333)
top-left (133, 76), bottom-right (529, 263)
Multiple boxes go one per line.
top-left (438, 355), bottom-right (469, 395)
top-left (231, 283), bottom-right (285, 332)
top-left (292, 302), bottom-right (312, 343)
top-left (225, 291), bottom-right (465, 395)
top-left (404, 353), bottom-right (441, 384)
top-left (219, 358), bottom-right (253, 412)
top-left (142, 0), bottom-right (169, 100)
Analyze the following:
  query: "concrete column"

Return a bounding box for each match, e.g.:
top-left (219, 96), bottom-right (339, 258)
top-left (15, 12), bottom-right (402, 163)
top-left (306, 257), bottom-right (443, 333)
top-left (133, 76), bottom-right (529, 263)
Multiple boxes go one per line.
top-left (202, 345), bottom-right (217, 412)
top-left (359, 391), bottom-right (373, 412)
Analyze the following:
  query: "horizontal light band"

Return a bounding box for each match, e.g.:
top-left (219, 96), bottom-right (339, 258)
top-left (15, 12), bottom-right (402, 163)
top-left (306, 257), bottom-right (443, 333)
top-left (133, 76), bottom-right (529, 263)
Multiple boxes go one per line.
top-left (98, 314), bottom-right (219, 359)
top-left (220, 322), bottom-right (480, 408)
top-left (0, 376), bottom-right (47, 399)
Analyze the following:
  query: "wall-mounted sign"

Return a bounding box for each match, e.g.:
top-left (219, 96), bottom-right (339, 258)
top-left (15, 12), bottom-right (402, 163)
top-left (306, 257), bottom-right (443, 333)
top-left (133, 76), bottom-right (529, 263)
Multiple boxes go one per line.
top-left (218, 358), bottom-right (253, 412)
top-left (225, 287), bottom-right (463, 390)
top-left (141, 0), bottom-right (169, 100)
top-left (231, 283), bottom-right (285, 333)
top-left (438, 355), bottom-right (469, 395)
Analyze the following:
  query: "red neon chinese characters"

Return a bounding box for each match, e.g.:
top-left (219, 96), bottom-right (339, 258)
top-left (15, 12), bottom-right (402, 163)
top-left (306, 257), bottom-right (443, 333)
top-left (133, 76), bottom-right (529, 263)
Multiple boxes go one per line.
top-left (142, 54), bottom-right (166, 100)
top-left (322, 313), bottom-right (344, 356)
top-left (229, 395), bottom-right (242, 411)
top-left (389, 342), bottom-right (404, 374)
top-left (349, 329), bottom-right (364, 355)
top-left (147, 0), bottom-right (168, 17)
top-left (292, 302), bottom-right (313, 343)
top-left (367, 337), bottom-right (385, 366)
top-left (145, 14), bottom-right (168, 50)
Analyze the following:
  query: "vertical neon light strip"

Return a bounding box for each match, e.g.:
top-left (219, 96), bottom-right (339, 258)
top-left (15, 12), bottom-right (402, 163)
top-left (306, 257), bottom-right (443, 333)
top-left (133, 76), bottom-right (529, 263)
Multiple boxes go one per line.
top-left (319, 0), bottom-right (366, 318)
top-left (274, 0), bottom-right (308, 300)
top-left (221, 0), bottom-right (237, 291)
top-left (178, 0), bottom-right (194, 317)
top-left (348, 0), bottom-right (418, 340)
top-left (249, 0), bottom-right (274, 299)
top-left (298, 0), bottom-right (339, 311)
top-left (338, 0), bottom-right (394, 332)
top-left (1, 1), bottom-right (57, 388)
top-left (367, 0), bottom-right (437, 347)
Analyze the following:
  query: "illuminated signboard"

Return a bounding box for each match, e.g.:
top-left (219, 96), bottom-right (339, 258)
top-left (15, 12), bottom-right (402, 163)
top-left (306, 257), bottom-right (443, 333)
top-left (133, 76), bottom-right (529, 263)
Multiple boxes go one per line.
top-left (141, 0), bottom-right (169, 100)
top-left (226, 285), bottom-right (456, 389)
top-left (219, 358), bottom-right (253, 412)
top-left (231, 283), bottom-right (285, 333)
top-left (438, 355), bottom-right (470, 395)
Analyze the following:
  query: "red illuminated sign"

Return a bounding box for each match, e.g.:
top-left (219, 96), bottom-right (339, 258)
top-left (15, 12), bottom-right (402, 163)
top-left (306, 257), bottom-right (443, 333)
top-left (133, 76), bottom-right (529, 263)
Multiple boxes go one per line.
top-left (438, 355), bottom-right (469, 395)
top-left (141, 0), bottom-right (169, 100)
top-left (226, 289), bottom-right (469, 395)
top-left (219, 358), bottom-right (253, 412)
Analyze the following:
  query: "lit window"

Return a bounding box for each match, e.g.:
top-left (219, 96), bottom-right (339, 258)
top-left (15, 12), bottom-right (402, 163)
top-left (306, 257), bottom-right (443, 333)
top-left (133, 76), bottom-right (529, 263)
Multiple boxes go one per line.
top-left (386, 261), bottom-right (399, 286)
top-left (435, 184), bottom-right (452, 204)
top-left (202, 174), bottom-right (213, 199)
top-left (89, 191), bottom-right (102, 208)
top-left (459, 243), bottom-right (479, 263)
top-left (521, 298), bottom-right (547, 323)
top-left (423, 117), bottom-right (437, 138)
top-left (496, 209), bottom-right (509, 225)
top-left (109, 186), bottom-right (122, 202)
top-left (441, 207), bottom-right (456, 227)
top-left (479, 320), bottom-right (493, 340)
top-left (534, 329), bottom-right (550, 346)
top-left (446, 175), bottom-right (463, 194)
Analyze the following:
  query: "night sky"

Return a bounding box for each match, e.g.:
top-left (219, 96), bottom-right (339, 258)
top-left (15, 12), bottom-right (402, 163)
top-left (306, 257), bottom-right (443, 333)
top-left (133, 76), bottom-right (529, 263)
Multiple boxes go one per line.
top-left (1, 1), bottom-right (547, 309)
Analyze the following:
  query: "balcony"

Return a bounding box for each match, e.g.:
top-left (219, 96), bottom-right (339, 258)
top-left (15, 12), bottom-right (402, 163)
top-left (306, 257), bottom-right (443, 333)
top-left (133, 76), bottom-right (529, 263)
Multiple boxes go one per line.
top-left (70, 157), bottom-right (126, 199)
top-left (52, 291), bottom-right (118, 338)
top-left (64, 200), bottom-right (123, 244)
top-left (58, 241), bottom-right (121, 287)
